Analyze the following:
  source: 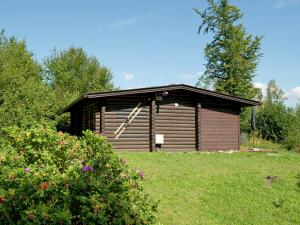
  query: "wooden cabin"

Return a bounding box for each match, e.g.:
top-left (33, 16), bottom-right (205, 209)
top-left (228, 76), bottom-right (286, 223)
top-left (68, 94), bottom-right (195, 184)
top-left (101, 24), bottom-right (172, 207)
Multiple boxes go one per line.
top-left (64, 84), bottom-right (259, 151)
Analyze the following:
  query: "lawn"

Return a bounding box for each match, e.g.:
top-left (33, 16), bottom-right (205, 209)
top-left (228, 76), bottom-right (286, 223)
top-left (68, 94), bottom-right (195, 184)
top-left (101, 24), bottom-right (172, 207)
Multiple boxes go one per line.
top-left (118, 151), bottom-right (300, 225)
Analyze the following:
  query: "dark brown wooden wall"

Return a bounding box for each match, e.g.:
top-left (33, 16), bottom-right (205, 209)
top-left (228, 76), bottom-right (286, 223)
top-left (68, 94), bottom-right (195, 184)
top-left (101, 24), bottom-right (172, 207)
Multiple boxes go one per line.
top-left (81, 103), bottom-right (97, 132)
top-left (200, 107), bottom-right (240, 151)
top-left (70, 90), bottom-right (242, 151)
top-left (104, 96), bottom-right (150, 151)
top-left (155, 91), bottom-right (196, 151)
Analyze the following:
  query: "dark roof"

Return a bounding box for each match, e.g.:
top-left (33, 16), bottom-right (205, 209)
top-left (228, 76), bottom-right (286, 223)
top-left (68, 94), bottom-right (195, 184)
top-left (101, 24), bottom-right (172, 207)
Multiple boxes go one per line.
top-left (63, 84), bottom-right (260, 112)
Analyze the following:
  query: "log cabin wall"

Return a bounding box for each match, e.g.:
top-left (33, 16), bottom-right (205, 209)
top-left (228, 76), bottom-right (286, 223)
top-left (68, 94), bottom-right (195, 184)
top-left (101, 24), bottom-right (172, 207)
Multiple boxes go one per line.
top-left (200, 106), bottom-right (240, 151)
top-left (69, 88), bottom-right (243, 151)
top-left (81, 103), bottom-right (97, 132)
top-left (104, 95), bottom-right (150, 151)
top-left (70, 103), bottom-right (97, 135)
top-left (155, 90), bottom-right (196, 151)
top-left (70, 111), bottom-right (81, 135)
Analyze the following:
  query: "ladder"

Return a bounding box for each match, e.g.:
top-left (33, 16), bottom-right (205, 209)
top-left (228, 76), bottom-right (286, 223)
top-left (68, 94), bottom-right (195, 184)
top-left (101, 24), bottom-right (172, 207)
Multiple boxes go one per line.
top-left (114, 102), bottom-right (143, 139)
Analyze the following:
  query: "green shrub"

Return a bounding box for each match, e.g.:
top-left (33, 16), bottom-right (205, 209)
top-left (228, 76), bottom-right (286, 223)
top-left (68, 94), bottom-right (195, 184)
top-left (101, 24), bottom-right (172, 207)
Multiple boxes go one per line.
top-left (284, 106), bottom-right (300, 152)
top-left (0, 127), bottom-right (157, 224)
top-left (285, 129), bottom-right (300, 152)
top-left (256, 102), bottom-right (295, 143)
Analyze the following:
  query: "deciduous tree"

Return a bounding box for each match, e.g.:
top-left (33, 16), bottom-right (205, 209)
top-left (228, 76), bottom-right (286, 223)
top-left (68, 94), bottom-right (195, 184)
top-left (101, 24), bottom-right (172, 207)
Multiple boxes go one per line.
top-left (43, 47), bottom-right (115, 131)
top-left (195, 0), bottom-right (262, 100)
top-left (256, 80), bottom-right (293, 143)
top-left (43, 47), bottom-right (114, 108)
top-left (0, 30), bottom-right (57, 127)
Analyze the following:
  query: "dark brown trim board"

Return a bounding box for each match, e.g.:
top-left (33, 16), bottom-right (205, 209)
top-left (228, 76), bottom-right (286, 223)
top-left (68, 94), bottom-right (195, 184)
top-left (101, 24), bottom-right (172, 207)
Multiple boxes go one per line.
top-left (150, 98), bottom-right (156, 152)
top-left (196, 103), bottom-right (201, 151)
top-left (65, 84), bottom-right (259, 151)
top-left (100, 104), bottom-right (106, 135)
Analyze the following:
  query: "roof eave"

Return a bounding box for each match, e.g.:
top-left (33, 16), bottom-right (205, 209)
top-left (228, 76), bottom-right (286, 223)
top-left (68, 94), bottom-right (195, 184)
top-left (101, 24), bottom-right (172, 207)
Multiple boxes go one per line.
top-left (62, 95), bottom-right (87, 113)
top-left (62, 84), bottom-right (260, 112)
top-left (85, 85), bottom-right (260, 106)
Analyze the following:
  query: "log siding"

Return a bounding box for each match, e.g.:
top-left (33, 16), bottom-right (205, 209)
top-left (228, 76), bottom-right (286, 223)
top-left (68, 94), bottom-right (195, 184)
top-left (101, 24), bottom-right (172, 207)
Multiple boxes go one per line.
top-left (67, 84), bottom-right (259, 151)
top-left (104, 96), bottom-right (150, 151)
top-left (155, 91), bottom-right (196, 151)
top-left (200, 107), bottom-right (240, 151)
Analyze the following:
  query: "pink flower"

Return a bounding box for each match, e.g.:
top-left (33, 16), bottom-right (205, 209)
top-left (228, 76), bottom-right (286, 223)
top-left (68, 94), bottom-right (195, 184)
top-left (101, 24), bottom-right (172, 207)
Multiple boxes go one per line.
top-left (135, 169), bottom-right (145, 180)
top-left (24, 168), bottom-right (30, 173)
top-left (82, 165), bottom-right (94, 173)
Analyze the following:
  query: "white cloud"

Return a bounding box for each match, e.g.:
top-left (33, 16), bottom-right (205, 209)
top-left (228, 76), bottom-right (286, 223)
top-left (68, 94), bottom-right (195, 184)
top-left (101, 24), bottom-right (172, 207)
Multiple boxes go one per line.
top-left (273, 0), bottom-right (300, 9)
top-left (123, 72), bottom-right (134, 81)
top-left (286, 87), bottom-right (300, 99)
top-left (108, 14), bottom-right (154, 29)
top-left (254, 82), bottom-right (267, 97)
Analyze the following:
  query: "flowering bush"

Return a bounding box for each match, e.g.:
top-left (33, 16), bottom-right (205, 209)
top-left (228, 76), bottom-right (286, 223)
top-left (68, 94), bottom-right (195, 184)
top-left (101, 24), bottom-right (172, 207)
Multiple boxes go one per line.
top-left (0, 127), bottom-right (157, 224)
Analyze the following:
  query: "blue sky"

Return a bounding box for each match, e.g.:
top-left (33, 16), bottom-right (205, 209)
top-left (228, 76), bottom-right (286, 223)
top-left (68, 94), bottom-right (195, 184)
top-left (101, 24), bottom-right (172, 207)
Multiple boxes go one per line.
top-left (1, 0), bottom-right (299, 105)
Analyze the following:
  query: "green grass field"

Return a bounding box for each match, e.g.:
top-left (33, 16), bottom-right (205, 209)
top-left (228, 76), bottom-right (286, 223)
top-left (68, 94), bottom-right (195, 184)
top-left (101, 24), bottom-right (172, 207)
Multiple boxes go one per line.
top-left (118, 151), bottom-right (300, 225)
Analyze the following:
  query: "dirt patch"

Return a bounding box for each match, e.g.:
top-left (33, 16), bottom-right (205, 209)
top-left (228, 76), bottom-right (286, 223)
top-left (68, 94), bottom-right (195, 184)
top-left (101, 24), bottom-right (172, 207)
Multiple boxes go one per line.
top-left (266, 175), bottom-right (278, 186)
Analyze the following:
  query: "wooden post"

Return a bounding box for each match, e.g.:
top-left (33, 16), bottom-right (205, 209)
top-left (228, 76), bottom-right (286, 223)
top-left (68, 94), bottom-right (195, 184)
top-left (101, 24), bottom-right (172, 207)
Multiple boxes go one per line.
top-left (238, 108), bottom-right (241, 150)
top-left (95, 103), bottom-right (101, 134)
top-left (196, 103), bottom-right (201, 151)
top-left (101, 104), bottom-right (106, 135)
top-left (150, 98), bottom-right (156, 152)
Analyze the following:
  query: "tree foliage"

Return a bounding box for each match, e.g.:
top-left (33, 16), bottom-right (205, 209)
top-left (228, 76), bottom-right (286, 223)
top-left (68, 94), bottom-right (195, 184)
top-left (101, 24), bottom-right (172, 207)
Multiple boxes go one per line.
top-left (43, 47), bottom-right (114, 109)
top-left (284, 104), bottom-right (300, 151)
top-left (257, 80), bottom-right (295, 143)
top-left (0, 31), bottom-right (57, 128)
top-left (266, 79), bottom-right (286, 104)
top-left (0, 31), bottom-right (115, 130)
top-left (250, 80), bottom-right (300, 151)
top-left (195, 0), bottom-right (262, 100)
top-left (43, 47), bottom-right (115, 131)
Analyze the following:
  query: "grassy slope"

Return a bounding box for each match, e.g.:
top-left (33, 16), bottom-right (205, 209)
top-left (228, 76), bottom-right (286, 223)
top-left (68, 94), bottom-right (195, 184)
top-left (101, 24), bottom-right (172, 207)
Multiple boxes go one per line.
top-left (118, 152), bottom-right (300, 225)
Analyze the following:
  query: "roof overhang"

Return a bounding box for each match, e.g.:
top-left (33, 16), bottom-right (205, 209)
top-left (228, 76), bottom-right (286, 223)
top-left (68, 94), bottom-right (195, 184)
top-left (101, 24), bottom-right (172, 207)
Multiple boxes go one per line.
top-left (63, 84), bottom-right (260, 112)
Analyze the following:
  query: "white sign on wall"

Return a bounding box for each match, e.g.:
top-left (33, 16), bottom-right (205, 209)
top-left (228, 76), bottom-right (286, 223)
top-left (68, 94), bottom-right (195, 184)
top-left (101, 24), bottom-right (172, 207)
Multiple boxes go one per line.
top-left (155, 134), bottom-right (164, 144)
